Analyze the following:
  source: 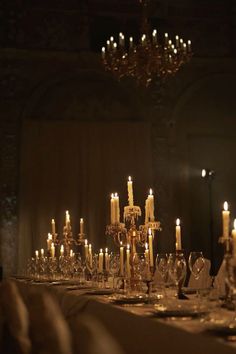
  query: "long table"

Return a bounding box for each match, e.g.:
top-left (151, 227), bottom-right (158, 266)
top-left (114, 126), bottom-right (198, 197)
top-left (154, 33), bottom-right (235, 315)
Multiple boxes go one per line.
top-left (14, 280), bottom-right (236, 354)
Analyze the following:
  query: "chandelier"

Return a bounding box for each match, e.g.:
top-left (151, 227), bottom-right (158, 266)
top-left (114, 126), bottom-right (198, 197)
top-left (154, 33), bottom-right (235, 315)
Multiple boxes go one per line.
top-left (101, 0), bottom-right (192, 88)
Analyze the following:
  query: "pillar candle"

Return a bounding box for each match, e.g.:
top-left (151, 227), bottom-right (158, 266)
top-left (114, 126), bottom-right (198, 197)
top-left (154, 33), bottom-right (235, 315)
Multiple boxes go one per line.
top-left (110, 193), bottom-right (115, 224)
top-left (51, 242), bottom-right (55, 258)
top-left (232, 219), bottom-right (236, 258)
top-left (114, 193), bottom-right (120, 223)
top-left (60, 245), bottom-right (64, 257)
top-left (47, 233), bottom-right (52, 250)
top-left (222, 201), bottom-right (230, 239)
top-left (80, 218), bottom-right (84, 234)
top-left (98, 249), bottom-right (104, 273)
top-left (84, 239), bottom-right (88, 259)
top-left (126, 245), bottom-right (131, 278)
top-left (175, 218), bottom-right (182, 251)
top-left (88, 244), bottom-right (92, 268)
top-left (120, 242), bottom-right (124, 276)
top-left (105, 248), bottom-right (109, 271)
top-left (148, 228), bottom-right (154, 267)
top-left (51, 219), bottom-right (56, 234)
top-left (127, 176), bottom-right (134, 207)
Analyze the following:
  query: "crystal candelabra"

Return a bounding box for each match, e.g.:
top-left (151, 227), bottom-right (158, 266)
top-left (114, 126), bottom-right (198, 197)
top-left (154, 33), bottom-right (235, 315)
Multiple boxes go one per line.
top-left (101, 0), bottom-right (192, 88)
top-left (106, 177), bottom-right (161, 289)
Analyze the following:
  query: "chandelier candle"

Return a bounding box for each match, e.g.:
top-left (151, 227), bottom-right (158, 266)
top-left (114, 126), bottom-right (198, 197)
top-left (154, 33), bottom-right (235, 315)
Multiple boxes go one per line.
top-left (99, 249), bottom-right (104, 273)
top-left (148, 228), bottom-right (154, 267)
top-left (222, 201), bottom-right (230, 239)
top-left (148, 189), bottom-right (155, 221)
top-left (105, 248), bottom-right (109, 271)
top-left (126, 245), bottom-right (131, 278)
top-left (60, 245), bottom-right (64, 257)
top-left (110, 193), bottom-right (115, 224)
top-left (88, 244), bottom-right (92, 268)
top-left (120, 242), bottom-right (124, 276)
top-left (127, 176), bottom-right (134, 207)
top-left (35, 250), bottom-right (39, 259)
top-left (114, 193), bottom-right (120, 223)
top-left (175, 218), bottom-right (182, 251)
top-left (80, 218), bottom-right (84, 234)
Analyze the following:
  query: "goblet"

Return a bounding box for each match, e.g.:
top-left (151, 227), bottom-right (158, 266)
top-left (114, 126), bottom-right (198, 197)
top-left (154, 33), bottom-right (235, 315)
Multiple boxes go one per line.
top-left (168, 252), bottom-right (187, 299)
top-left (188, 251), bottom-right (205, 283)
top-left (109, 253), bottom-right (120, 290)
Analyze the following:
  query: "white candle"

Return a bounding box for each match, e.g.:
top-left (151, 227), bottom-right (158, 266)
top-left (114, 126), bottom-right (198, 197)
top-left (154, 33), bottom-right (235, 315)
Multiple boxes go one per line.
top-left (145, 242), bottom-right (149, 263)
top-left (148, 228), bottom-right (154, 267)
top-left (51, 219), bottom-right (56, 234)
top-left (175, 218), bottom-right (182, 251)
top-left (152, 29), bottom-right (157, 44)
top-left (127, 176), bottom-right (134, 207)
top-left (98, 249), bottom-right (104, 273)
top-left (101, 46), bottom-right (106, 59)
top-left (120, 242), bottom-right (124, 276)
top-left (164, 33), bottom-right (168, 45)
top-left (223, 201), bottom-right (230, 239)
top-left (105, 248), bottom-right (109, 271)
top-left (88, 244), bottom-right (92, 268)
top-left (80, 218), bottom-right (84, 234)
top-left (114, 193), bottom-right (120, 223)
top-left (232, 219), bottom-right (236, 258)
top-left (40, 248), bottom-right (44, 257)
top-left (110, 193), bottom-right (115, 224)
top-left (60, 245), bottom-right (64, 257)
top-left (119, 32), bottom-right (125, 47)
top-left (47, 233), bottom-right (52, 250)
top-left (51, 242), bottom-right (55, 258)
top-left (148, 188), bottom-right (155, 221)
top-left (187, 40), bottom-right (191, 52)
top-left (70, 249), bottom-right (73, 258)
top-left (35, 250), bottom-right (39, 259)
top-left (175, 35), bottom-right (179, 47)
top-left (84, 239), bottom-right (88, 258)
top-left (126, 244), bottom-right (131, 278)
top-left (129, 37), bottom-right (133, 49)
top-left (65, 210), bottom-right (70, 229)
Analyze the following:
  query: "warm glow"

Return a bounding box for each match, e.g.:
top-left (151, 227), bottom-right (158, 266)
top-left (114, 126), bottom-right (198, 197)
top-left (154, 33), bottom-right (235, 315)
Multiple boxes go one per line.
top-left (100, 248), bottom-right (103, 253)
top-left (110, 36), bottom-right (114, 42)
top-left (114, 192), bottom-right (118, 197)
top-left (102, 47), bottom-right (105, 53)
top-left (176, 218), bottom-right (180, 226)
top-left (85, 239), bottom-right (88, 246)
top-left (165, 33), bottom-right (168, 38)
top-left (127, 244), bottom-right (130, 250)
top-left (120, 241), bottom-right (123, 246)
top-left (105, 248), bottom-right (108, 253)
top-left (224, 201), bottom-right (229, 211)
top-left (41, 249), bottom-right (44, 256)
top-left (35, 250), bottom-right (39, 257)
top-left (89, 244), bottom-right (92, 249)
top-left (148, 228), bottom-right (152, 235)
top-left (201, 169), bottom-right (206, 178)
top-left (234, 219), bottom-right (236, 230)
top-left (48, 233), bottom-right (52, 240)
top-left (145, 242), bottom-right (148, 250)
top-left (128, 176), bottom-right (132, 182)
top-left (149, 188), bottom-right (153, 195)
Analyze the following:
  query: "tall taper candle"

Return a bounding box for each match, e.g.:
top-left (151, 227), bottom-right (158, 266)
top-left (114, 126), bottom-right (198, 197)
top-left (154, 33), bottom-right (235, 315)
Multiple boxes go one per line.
top-left (126, 244), bottom-right (131, 278)
top-left (127, 176), bottom-right (134, 207)
top-left (222, 201), bottom-right (230, 239)
top-left (148, 228), bottom-right (154, 267)
top-left (120, 242), bottom-right (124, 276)
top-left (175, 218), bottom-right (182, 251)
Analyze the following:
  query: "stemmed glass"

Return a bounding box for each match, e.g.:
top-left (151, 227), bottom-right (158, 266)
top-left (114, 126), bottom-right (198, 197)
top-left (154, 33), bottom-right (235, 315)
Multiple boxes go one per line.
top-left (168, 252), bottom-right (187, 299)
top-left (188, 251), bottom-right (205, 283)
top-left (156, 253), bottom-right (169, 284)
top-left (109, 253), bottom-right (120, 290)
top-left (225, 255), bottom-right (236, 326)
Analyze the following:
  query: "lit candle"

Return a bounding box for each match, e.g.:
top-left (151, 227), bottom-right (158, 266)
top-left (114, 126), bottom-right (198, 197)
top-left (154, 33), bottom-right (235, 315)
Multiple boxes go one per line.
top-left (129, 37), bottom-right (133, 49)
top-left (101, 46), bottom-right (106, 59)
top-left (47, 233), bottom-right (52, 250)
top-left (60, 245), bottom-right (64, 257)
top-left (88, 244), bottom-right (92, 268)
top-left (187, 40), bottom-right (191, 52)
top-left (148, 188), bottom-right (155, 221)
top-left (106, 40), bottom-right (111, 51)
top-left (126, 244), bottom-right (131, 278)
top-left (164, 33), bottom-right (168, 46)
top-left (51, 219), bottom-right (56, 234)
top-left (127, 176), bottom-right (134, 207)
top-left (35, 250), bottom-right (39, 259)
top-left (65, 210), bottom-right (70, 229)
top-left (70, 249), bottom-right (73, 258)
top-left (80, 218), bottom-right (84, 234)
top-left (113, 42), bottom-right (117, 52)
top-left (152, 29), bottom-right (157, 44)
top-left (84, 239), bottom-right (88, 258)
top-left (222, 201), bottom-right (230, 239)
top-left (141, 34), bottom-right (146, 46)
top-left (183, 43), bottom-right (187, 53)
top-left (175, 218), bottom-right (182, 251)
top-left (40, 248), bottom-right (44, 257)
top-left (175, 35), bottom-right (179, 47)
top-left (105, 248), bottom-right (109, 271)
top-left (120, 242), bottom-right (124, 276)
top-left (114, 193), bottom-right (120, 223)
top-left (51, 242), bottom-right (55, 258)
top-left (232, 219), bottom-right (236, 258)
top-left (110, 193), bottom-right (115, 224)
top-left (98, 249), bottom-right (104, 273)
top-left (119, 32), bottom-right (125, 47)
top-left (148, 228), bottom-right (154, 267)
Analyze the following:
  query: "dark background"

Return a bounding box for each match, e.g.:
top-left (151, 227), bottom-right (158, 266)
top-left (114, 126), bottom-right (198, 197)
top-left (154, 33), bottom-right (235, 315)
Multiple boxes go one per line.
top-left (1, 0), bottom-right (236, 276)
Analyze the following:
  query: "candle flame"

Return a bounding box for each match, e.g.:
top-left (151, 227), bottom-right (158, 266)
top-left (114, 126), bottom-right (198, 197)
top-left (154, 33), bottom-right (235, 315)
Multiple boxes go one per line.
top-left (234, 219), bottom-right (236, 230)
top-left (80, 218), bottom-right (83, 223)
top-left (52, 218), bottom-right (55, 223)
top-left (176, 218), bottom-right (180, 226)
top-left (120, 241), bottom-right (123, 246)
top-left (100, 248), bottom-right (103, 253)
top-left (111, 193), bottom-right (114, 198)
top-left (41, 248), bottom-right (44, 255)
top-left (148, 228), bottom-right (152, 235)
top-left (51, 242), bottom-right (54, 248)
top-left (60, 245), bottom-right (64, 252)
top-left (149, 188), bottom-right (153, 195)
top-left (114, 192), bottom-right (118, 197)
top-left (48, 233), bottom-right (52, 240)
top-left (105, 247), bottom-right (108, 253)
top-left (89, 244), bottom-right (92, 249)
top-left (127, 244), bottom-right (130, 250)
top-left (224, 201), bottom-right (229, 211)
top-left (128, 176), bottom-right (132, 182)
top-left (35, 250), bottom-right (39, 257)
top-left (201, 169), bottom-right (206, 178)
top-left (145, 242), bottom-right (148, 250)
top-left (85, 239), bottom-right (88, 246)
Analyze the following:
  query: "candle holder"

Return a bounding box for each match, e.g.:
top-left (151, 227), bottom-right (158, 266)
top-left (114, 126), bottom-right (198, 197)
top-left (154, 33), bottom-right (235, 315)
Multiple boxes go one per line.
top-left (51, 225), bottom-right (86, 257)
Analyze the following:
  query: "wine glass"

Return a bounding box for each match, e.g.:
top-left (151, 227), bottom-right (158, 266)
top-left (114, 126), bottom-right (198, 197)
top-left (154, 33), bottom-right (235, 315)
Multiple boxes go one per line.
top-left (155, 253), bottom-right (169, 283)
top-left (168, 252), bottom-right (187, 298)
top-left (188, 251), bottom-right (205, 283)
top-left (225, 255), bottom-right (236, 326)
top-left (109, 253), bottom-right (120, 290)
